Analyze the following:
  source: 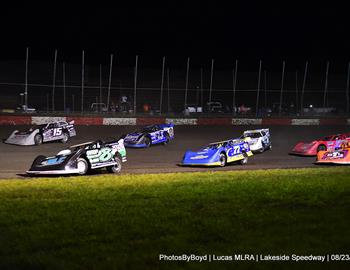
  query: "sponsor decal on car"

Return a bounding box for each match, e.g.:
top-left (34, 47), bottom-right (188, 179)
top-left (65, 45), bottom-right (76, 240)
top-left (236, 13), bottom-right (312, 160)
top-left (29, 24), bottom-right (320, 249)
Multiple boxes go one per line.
top-left (324, 150), bottom-right (346, 159)
top-left (87, 148), bottom-right (115, 163)
top-left (40, 156), bottom-right (67, 166)
top-left (190, 155), bottom-right (209, 160)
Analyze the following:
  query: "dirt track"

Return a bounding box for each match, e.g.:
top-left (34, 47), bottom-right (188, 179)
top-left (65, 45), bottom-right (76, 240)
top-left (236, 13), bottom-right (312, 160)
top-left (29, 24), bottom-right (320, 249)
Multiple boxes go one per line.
top-left (0, 125), bottom-right (349, 179)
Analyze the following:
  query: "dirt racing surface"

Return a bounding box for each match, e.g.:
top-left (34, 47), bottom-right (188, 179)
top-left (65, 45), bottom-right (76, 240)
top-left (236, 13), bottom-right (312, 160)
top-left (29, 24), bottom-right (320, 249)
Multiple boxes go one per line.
top-left (0, 125), bottom-right (349, 179)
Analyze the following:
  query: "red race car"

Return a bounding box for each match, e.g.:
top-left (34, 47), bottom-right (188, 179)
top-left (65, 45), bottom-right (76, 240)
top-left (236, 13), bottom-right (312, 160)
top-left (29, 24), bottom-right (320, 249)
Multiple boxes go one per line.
top-left (315, 141), bottom-right (350, 165)
top-left (290, 133), bottom-right (350, 156)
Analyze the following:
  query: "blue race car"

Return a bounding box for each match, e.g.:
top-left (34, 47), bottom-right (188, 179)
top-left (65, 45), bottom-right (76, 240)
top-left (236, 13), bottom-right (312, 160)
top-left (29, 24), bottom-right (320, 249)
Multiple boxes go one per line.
top-left (181, 138), bottom-right (253, 166)
top-left (123, 124), bottom-right (174, 148)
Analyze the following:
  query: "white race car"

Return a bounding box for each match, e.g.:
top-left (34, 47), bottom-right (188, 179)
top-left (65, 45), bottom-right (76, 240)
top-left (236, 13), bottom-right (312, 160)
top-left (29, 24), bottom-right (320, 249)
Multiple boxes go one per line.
top-left (241, 129), bottom-right (271, 153)
top-left (5, 121), bottom-right (76, 146)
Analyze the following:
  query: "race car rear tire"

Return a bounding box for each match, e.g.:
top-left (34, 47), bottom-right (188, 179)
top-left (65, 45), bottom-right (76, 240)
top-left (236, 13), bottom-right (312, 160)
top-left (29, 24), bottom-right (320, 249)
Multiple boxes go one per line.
top-left (107, 157), bottom-right (122, 174)
top-left (77, 158), bottom-right (88, 175)
top-left (219, 153), bottom-right (227, 167)
top-left (144, 137), bottom-right (151, 148)
top-left (240, 152), bottom-right (248, 165)
top-left (259, 142), bottom-right (265, 153)
top-left (34, 134), bottom-right (43, 145)
top-left (61, 132), bottom-right (69, 143)
top-left (317, 145), bottom-right (326, 152)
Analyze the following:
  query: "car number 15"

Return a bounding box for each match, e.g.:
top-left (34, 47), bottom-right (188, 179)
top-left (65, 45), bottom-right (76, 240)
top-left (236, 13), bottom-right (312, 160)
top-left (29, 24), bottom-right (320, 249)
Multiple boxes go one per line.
top-left (53, 128), bottom-right (62, 136)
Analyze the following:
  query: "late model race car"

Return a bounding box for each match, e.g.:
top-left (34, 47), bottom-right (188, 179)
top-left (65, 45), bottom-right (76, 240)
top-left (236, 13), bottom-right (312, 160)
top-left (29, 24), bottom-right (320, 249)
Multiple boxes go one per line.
top-left (315, 141), bottom-right (350, 165)
top-left (5, 121), bottom-right (76, 146)
top-left (27, 139), bottom-right (126, 175)
top-left (290, 132), bottom-right (350, 156)
top-left (123, 124), bottom-right (174, 148)
top-left (181, 138), bottom-right (253, 167)
top-left (241, 128), bottom-right (271, 153)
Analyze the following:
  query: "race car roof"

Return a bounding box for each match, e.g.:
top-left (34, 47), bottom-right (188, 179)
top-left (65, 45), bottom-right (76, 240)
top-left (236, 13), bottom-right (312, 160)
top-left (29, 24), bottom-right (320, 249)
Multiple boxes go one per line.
top-left (209, 138), bottom-right (242, 145)
top-left (244, 129), bottom-right (269, 133)
top-left (70, 141), bottom-right (95, 148)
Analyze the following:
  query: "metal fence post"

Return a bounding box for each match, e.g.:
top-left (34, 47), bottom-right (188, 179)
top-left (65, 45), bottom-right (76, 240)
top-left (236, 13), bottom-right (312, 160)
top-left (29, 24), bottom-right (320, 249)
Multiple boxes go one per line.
top-left (278, 61), bottom-right (286, 116)
top-left (99, 64), bottom-right (102, 111)
top-left (63, 62), bottom-right (66, 112)
top-left (107, 54), bottom-right (113, 112)
top-left (160, 56), bottom-right (165, 114)
top-left (346, 62), bottom-right (350, 114)
top-left (167, 68), bottom-right (170, 113)
top-left (301, 61), bottom-right (308, 116)
top-left (133, 55), bottom-right (138, 115)
top-left (24, 47), bottom-right (29, 109)
top-left (232, 59), bottom-right (238, 114)
top-left (81, 50), bottom-right (85, 113)
top-left (200, 68), bottom-right (203, 109)
top-left (52, 49), bottom-right (57, 112)
top-left (256, 60), bottom-right (262, 117)
top-left (323, 61), bottom-right (329, 108)
top-left (184, 57), bottom-right (190, 111)
top-left (295, 70), bottom-right (298, 114)
top-left (209, 59), bottom-right (214, 103)
top-left (264, 70), bottom-right (267, 109)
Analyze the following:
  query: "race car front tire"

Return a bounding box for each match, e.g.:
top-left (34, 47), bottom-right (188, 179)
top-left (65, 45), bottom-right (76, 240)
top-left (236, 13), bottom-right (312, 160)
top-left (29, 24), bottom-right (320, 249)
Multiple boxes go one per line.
top-left (34, 134), bottom-right (43, 145)
top-left (163, 133), bottom-right (170, 145)
top-left (144, 137), bottom-right (151, 148)
top-left (107, 157), bottom-right (122, 174)
top-left (61, 132), bottom-right (69, 143)
top-left (259, 142), bottom-right (265, 153)
top-left (219, 153), bottom-right (227, 167)
top-left (77, 158), bottom-right (88, 175)
top-left (317, 145), bottom-right (326, 152)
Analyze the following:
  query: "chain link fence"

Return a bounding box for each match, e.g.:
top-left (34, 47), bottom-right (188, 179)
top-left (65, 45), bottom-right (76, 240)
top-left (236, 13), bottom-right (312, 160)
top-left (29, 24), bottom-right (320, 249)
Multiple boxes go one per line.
top-left (1, 58), bottom-right (349, 118)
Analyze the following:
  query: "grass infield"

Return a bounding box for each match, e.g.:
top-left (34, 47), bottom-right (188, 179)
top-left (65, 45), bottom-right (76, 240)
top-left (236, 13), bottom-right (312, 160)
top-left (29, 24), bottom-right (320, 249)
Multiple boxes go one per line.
top-left (0, 167), bottom-right (350, 270)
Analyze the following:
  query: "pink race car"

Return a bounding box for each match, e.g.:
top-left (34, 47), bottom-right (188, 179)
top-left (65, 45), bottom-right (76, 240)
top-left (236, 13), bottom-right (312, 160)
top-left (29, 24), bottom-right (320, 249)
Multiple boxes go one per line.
top-left (290, 133), bottom-right (350, 156)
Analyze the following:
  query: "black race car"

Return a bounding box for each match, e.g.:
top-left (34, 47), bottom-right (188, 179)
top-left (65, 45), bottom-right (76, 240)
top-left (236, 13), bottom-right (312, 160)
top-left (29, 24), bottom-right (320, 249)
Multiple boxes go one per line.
top-left (26, 139), bottom-right (127, 175)
top-left (5, 121), bottom-right (76, 146)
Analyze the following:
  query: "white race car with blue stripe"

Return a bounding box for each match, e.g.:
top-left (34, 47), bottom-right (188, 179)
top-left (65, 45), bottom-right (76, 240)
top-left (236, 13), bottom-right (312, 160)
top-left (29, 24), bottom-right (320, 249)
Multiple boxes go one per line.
top-left (241, 129), bottom-right (271, 153)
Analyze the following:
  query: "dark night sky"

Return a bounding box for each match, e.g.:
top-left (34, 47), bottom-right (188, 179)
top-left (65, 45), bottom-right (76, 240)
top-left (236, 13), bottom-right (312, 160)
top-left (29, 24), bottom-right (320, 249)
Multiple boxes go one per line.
top-left (1, 3), bottom-right (349, 71)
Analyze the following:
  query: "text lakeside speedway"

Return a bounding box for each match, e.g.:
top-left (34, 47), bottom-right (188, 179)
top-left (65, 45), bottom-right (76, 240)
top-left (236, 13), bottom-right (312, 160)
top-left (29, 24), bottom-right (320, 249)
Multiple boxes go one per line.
top-left (260, 254), bottom-right (326, 262)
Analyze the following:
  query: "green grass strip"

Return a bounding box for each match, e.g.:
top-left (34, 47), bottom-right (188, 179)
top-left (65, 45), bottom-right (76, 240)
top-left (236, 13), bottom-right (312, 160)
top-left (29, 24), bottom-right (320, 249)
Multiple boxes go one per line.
top-left (0, 167), bottom-right (350, 270)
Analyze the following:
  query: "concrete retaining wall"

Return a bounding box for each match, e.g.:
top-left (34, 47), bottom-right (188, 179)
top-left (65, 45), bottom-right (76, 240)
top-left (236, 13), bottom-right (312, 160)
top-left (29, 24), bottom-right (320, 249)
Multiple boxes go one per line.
top-left (0, 115), bottom-right (348, 126)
